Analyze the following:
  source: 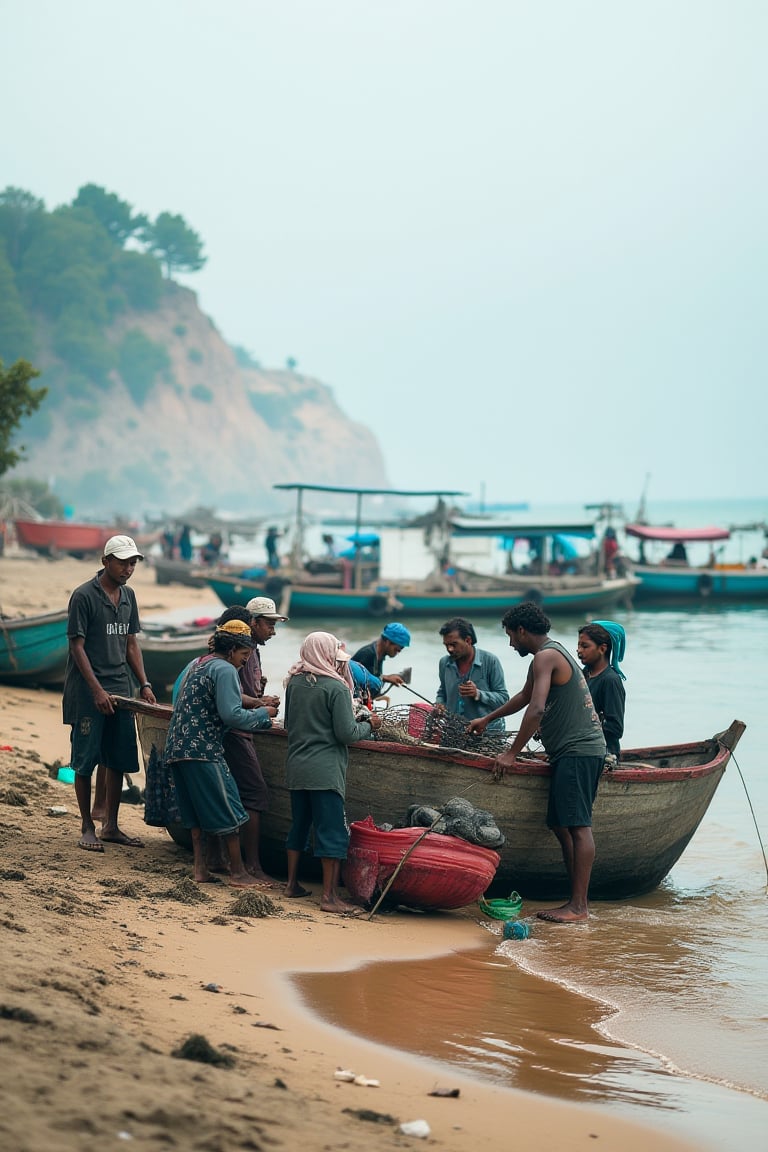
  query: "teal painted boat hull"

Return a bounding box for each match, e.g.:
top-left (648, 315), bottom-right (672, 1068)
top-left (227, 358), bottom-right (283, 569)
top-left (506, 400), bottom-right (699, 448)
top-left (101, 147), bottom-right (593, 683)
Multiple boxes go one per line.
top-left (0, 610), bottom-right (69, 685)
top-left (206, 574), bottom-right (636, 618)
top-left (634, 566), bottom-right (768, 601)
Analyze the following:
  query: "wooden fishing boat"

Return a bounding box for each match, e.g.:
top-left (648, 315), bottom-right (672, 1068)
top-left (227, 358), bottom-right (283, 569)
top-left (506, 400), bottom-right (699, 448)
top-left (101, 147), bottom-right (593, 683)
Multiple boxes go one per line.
top-left (345, 815), bottom-right (500, 910)
top-left (626, 523), bottom-right (768, 601)
top-left (151, 558), bottom-right (211, 588)
top-left (14, 518), bottom-right (115, 558)
top-left (138, 625), bottom-right (212, 692)
top-left (116, 696), bottom-right (745, 900)
top-left (0, 610), bottom-right (69, 686)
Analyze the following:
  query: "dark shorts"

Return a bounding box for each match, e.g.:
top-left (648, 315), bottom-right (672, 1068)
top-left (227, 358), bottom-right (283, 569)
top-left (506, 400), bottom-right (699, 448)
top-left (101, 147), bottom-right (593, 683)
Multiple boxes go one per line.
top-left (286, 790), bottom-right (349, 859)
top-left (170, 759), bottom-right (248, 836)
top-left (223, 732), bottom-right (269, 812)
top-left (70, 710), bottom-right (139, 778)
top-left (546, 755), bottom-right (605, 829)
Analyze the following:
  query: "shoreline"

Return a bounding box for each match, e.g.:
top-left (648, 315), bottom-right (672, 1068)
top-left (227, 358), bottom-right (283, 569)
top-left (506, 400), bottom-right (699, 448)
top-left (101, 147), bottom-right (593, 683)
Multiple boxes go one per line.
top-left (0, 554), bottom-right (703, 1151)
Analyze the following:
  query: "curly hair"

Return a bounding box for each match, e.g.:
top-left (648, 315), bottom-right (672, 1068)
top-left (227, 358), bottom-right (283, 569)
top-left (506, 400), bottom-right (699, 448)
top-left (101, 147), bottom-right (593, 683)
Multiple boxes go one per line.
top-left (217, 605), bottom-right (251, 626)
top-left (501, 601), bottom-right (551, 635)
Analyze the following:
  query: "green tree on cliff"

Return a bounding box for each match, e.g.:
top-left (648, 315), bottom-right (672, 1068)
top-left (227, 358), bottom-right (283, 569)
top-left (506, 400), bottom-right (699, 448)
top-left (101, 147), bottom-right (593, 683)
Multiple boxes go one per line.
top-left (141, 211), bottom-right (207, 277)
top-left (72, 183), bottom-right (148, 247)
top-left (0, 359), bottom-right (47, 477)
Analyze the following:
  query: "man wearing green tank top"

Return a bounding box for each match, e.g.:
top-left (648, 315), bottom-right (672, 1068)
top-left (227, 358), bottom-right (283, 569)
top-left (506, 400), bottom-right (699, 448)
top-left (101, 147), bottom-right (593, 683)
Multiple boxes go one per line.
top-left (466, 601), bottom-right (606, 923)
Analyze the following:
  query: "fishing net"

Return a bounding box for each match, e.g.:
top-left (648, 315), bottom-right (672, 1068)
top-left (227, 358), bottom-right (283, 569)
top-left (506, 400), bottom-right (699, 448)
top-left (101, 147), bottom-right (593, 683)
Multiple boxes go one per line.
top-left (406, 795), bottom-right (506, 849)
top-left (372, 703), bottom-right (515, 758)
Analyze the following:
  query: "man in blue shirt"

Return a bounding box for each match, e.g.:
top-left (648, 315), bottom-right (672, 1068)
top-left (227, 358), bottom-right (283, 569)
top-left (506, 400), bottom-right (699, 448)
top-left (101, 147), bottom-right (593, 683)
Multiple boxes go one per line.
top-left (435, 617), bottom-right (509, 731)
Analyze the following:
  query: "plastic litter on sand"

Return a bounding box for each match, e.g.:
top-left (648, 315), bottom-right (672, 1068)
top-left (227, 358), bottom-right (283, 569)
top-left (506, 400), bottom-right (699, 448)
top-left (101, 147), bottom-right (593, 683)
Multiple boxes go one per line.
top-left (399, 1119), bottom-right (431, 1138)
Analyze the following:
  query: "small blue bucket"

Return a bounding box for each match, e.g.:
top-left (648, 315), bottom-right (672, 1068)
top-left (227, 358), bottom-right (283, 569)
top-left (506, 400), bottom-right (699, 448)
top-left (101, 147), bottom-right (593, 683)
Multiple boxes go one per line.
top-left (57, 766), bottom-right (76, 784)
top-left (503, 919), bottom-right (530, 940)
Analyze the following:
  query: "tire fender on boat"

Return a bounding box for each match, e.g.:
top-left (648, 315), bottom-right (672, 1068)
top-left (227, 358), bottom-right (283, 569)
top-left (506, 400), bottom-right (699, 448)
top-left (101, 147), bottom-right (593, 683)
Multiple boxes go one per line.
top-left (522, 587), bottom-right (543, 605)
top-left (697, 573), bottom-right (713, 597)
top-left (264, 576), bottom-right (290, 600)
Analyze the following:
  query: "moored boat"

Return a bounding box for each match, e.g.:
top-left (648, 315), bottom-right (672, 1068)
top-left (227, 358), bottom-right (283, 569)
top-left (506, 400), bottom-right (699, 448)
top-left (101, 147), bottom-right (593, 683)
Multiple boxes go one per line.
top-left (0, 610), bottom-right (69, 686)
top-left (115, 696), bottom-right (745, 900)
top-left (626, 523), bottom-right (768, 601)
top-left (138, 625), bottom-right (213, 693)
top-left (14, 518), bottom-right (115, 558)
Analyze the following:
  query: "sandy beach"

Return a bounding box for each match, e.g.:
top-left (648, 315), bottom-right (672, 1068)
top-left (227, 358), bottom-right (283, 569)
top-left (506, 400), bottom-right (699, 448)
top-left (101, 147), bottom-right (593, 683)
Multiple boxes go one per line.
top-left (0, 555), bottom-right (701, 1151)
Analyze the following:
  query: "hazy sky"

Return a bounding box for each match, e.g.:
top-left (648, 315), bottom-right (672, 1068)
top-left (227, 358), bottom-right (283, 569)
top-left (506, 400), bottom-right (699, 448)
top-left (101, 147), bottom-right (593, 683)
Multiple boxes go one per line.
top-left (3, 0), bottom-right (766, 508)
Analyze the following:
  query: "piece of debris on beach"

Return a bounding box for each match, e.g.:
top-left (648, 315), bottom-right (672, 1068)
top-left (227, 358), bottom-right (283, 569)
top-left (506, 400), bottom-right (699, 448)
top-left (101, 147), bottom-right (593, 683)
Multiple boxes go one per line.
top-left (171, 1032), bottom-right (235, 1067)
top-left (162, 877), bottom-right (212, 904)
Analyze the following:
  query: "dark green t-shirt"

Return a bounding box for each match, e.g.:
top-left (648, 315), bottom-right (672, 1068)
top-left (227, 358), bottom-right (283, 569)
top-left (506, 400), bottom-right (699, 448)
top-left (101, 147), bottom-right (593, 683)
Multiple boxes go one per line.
top-left (285, 674), bottom-right (374, 797)
top-left (62, 572), bottom-right (140, 722)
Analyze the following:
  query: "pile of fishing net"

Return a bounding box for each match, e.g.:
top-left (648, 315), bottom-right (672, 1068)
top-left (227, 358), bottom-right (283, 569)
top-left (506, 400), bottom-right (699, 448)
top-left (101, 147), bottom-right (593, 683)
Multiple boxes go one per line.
top-left (373, 703), bottom-right (512, 757)
top-left (404, 795), bottom-right (505, 850)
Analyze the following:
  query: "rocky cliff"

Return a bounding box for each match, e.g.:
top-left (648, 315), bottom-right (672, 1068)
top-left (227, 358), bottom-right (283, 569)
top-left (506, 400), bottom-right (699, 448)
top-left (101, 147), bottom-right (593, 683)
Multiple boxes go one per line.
top-left (14, 283), bottom-right (387, 517)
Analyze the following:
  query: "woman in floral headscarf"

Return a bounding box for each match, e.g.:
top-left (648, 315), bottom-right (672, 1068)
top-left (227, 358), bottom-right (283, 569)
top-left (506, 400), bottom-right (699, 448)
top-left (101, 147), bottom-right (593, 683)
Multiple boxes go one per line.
top-left (283, 631), bottom-right (382, 912)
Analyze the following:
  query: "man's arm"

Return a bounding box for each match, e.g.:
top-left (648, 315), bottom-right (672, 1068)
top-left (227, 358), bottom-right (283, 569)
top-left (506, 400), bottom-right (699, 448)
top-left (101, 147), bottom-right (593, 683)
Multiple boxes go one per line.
top-left (466, 665), bottom-right (533, 734)
top-left (472, 654), bottom-right (509, 712)
top-left (495, 650), bottom-right (558, 772)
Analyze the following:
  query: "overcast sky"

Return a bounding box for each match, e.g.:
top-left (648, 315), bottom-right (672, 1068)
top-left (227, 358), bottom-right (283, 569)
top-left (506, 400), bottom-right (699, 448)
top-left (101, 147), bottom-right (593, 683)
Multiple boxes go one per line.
top-left (3, 0), bottom-right (766, 508)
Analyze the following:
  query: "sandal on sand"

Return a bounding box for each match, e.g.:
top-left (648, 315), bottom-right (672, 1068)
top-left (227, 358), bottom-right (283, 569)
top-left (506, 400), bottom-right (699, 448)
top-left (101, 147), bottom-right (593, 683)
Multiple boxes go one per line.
top-left (99, 833), bottom-right (143, 847)
top-left (78, 837), bottom-right (105, 853)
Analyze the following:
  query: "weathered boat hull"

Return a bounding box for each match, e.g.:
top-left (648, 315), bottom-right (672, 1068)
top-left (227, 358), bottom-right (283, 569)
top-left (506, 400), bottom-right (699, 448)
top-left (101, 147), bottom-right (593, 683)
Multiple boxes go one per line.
top-left (207, 572), bottom-right (637, 618)
top-left (120, 698), bottom-right (744, 901)
top-left (0, 610), bottom-right (69, 686)
top-left (152, 559), bottom-right (211, 588)
top-left (138, 630), bottom-right (211, 692)
top-left (14, 519), bottom-right (114, 558)
top-left (633, 565), bottom-right (768, 601)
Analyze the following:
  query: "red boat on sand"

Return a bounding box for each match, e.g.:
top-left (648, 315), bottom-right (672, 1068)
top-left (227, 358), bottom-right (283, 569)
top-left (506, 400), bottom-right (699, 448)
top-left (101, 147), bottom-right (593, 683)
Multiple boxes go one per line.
top-left (14, 519), bottom-right (115, 558)
top-left (344, 815), bottom-right (500, 910)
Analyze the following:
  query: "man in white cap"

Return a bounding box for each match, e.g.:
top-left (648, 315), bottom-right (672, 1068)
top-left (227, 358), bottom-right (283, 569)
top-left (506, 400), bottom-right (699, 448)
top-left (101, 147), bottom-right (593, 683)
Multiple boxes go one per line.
top-left (62, 535), bottom-right (157, 852)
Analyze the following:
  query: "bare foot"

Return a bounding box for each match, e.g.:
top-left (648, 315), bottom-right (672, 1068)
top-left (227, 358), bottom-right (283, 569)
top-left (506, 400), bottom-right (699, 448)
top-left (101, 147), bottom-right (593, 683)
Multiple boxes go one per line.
top-left (247, 869), bottom-right (279, 888)
top-left (227, 871), bottom-right (264, 888)
top-left (320, 897), bottom-right (362, 915)
top-left (78, 830), bottom-right (104, 853)
top-left (537, 904), bottom-right (589, 924)
top-left (283, 884), bottom-right (312, 899)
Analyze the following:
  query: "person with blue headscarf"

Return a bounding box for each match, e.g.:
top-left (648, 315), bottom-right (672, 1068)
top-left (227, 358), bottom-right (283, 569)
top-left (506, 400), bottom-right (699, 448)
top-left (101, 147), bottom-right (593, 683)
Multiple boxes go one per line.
top-left (352, 622), bottom-right (411, 689)
top-left (576, 620), bottom-right (626, 760)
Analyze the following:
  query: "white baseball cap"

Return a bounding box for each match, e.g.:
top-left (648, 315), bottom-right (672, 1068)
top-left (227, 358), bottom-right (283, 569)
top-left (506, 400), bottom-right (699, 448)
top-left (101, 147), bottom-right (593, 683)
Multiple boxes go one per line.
top-left (104, 535), bottom-right (144, 560)
top-left (245, 596), bottom-right (288, 621)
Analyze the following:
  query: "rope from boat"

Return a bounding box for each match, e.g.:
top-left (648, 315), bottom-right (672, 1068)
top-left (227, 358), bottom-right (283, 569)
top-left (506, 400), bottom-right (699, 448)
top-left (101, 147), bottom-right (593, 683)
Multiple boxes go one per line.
top-left (728, 749), bottom-right (768, 891)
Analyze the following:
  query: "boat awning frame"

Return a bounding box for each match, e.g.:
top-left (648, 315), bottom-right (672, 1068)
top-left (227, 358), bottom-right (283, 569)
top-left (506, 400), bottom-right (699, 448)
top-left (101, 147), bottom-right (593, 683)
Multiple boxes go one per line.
top-left (450, 517), bottom-right (596, 539)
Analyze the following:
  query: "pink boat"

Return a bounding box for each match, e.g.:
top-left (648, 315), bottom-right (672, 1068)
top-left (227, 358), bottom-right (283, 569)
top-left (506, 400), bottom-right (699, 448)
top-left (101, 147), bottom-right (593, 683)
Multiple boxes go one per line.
top-left (14, 519), bottom-right (115, 558)
top-left (344, 815), bottom-right (500, 911)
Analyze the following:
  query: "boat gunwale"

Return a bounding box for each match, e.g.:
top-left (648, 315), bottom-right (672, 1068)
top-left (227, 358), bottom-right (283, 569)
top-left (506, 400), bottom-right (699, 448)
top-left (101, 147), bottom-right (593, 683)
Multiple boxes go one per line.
top-left (112, 697), bottom-right (740, 784)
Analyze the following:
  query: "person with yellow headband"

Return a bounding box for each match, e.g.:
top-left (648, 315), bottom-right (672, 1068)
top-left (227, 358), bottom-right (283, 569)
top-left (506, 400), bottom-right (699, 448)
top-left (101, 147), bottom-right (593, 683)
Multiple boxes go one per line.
top-left (164, 620), bottom-right (278, 888)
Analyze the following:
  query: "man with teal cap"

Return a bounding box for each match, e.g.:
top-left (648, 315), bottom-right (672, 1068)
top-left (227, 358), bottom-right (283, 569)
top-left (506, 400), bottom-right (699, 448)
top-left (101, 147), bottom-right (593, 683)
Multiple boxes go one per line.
top-left (352, 622), bottom-right (411, 688)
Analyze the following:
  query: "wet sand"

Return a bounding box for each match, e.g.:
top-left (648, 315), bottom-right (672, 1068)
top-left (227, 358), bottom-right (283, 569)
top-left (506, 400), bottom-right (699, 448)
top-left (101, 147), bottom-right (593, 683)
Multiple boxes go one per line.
top-left (0, 553), bottom-right (701, 1151)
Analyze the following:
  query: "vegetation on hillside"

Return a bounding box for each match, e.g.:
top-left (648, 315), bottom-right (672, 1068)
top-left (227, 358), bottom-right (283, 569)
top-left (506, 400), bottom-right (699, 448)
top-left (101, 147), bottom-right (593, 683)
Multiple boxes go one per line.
top-left (0, 184), bottom-right (206, 430)
top-left (0, 358), bottom-right (46, 477)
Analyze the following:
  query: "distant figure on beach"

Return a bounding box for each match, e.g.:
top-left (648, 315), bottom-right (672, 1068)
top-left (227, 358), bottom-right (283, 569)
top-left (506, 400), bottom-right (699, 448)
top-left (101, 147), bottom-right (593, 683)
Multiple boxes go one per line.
top-left (165, 620), bottom-right (278, 887)
top-left (601, 527), bottom-right (619, 577)
top-left (282, 631), bottom-right (382, 912)
top-left (322, 533), bottom-right (336, 559)
top-left (265, 526), bottom-right (282, 570)
top-left (178, 524), bottom-right (193, 562)
top-left (161, 527), bottom-right (175, 559)
top-left (62, 535), bottom-right (157, 853)
top-left (577, 621), bottom-right (626, 761)
top-left (434, 617), bottom-right (508, 730)
top-left (466, 602), bottom-right (606, 924)
top-left (352, 622), bottom-right (411, 689)
top-left (199, 532), bottom-right (223, 565)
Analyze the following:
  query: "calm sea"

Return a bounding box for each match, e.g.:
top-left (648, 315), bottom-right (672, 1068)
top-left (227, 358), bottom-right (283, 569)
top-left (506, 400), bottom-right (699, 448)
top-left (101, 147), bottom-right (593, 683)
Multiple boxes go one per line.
top-left (197, 498), bottom-right (768, 1150)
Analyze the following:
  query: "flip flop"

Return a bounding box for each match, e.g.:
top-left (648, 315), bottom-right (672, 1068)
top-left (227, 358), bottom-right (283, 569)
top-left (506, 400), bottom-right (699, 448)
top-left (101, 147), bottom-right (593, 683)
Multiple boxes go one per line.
top-left (283, 885), bottom-right (312, 899)
top-left (99, 833), bottom-right (143, 847)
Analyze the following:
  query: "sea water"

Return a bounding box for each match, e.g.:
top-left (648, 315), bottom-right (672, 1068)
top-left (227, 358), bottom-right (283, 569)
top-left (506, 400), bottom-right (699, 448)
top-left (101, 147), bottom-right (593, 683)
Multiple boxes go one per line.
top-left (193, 497), bottom-right (768, 1149)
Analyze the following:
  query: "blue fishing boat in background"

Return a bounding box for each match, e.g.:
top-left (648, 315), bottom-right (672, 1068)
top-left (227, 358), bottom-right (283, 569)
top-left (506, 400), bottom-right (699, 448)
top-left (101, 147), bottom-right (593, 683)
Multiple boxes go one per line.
top-left (0, 610), bottom-right (69, 686)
